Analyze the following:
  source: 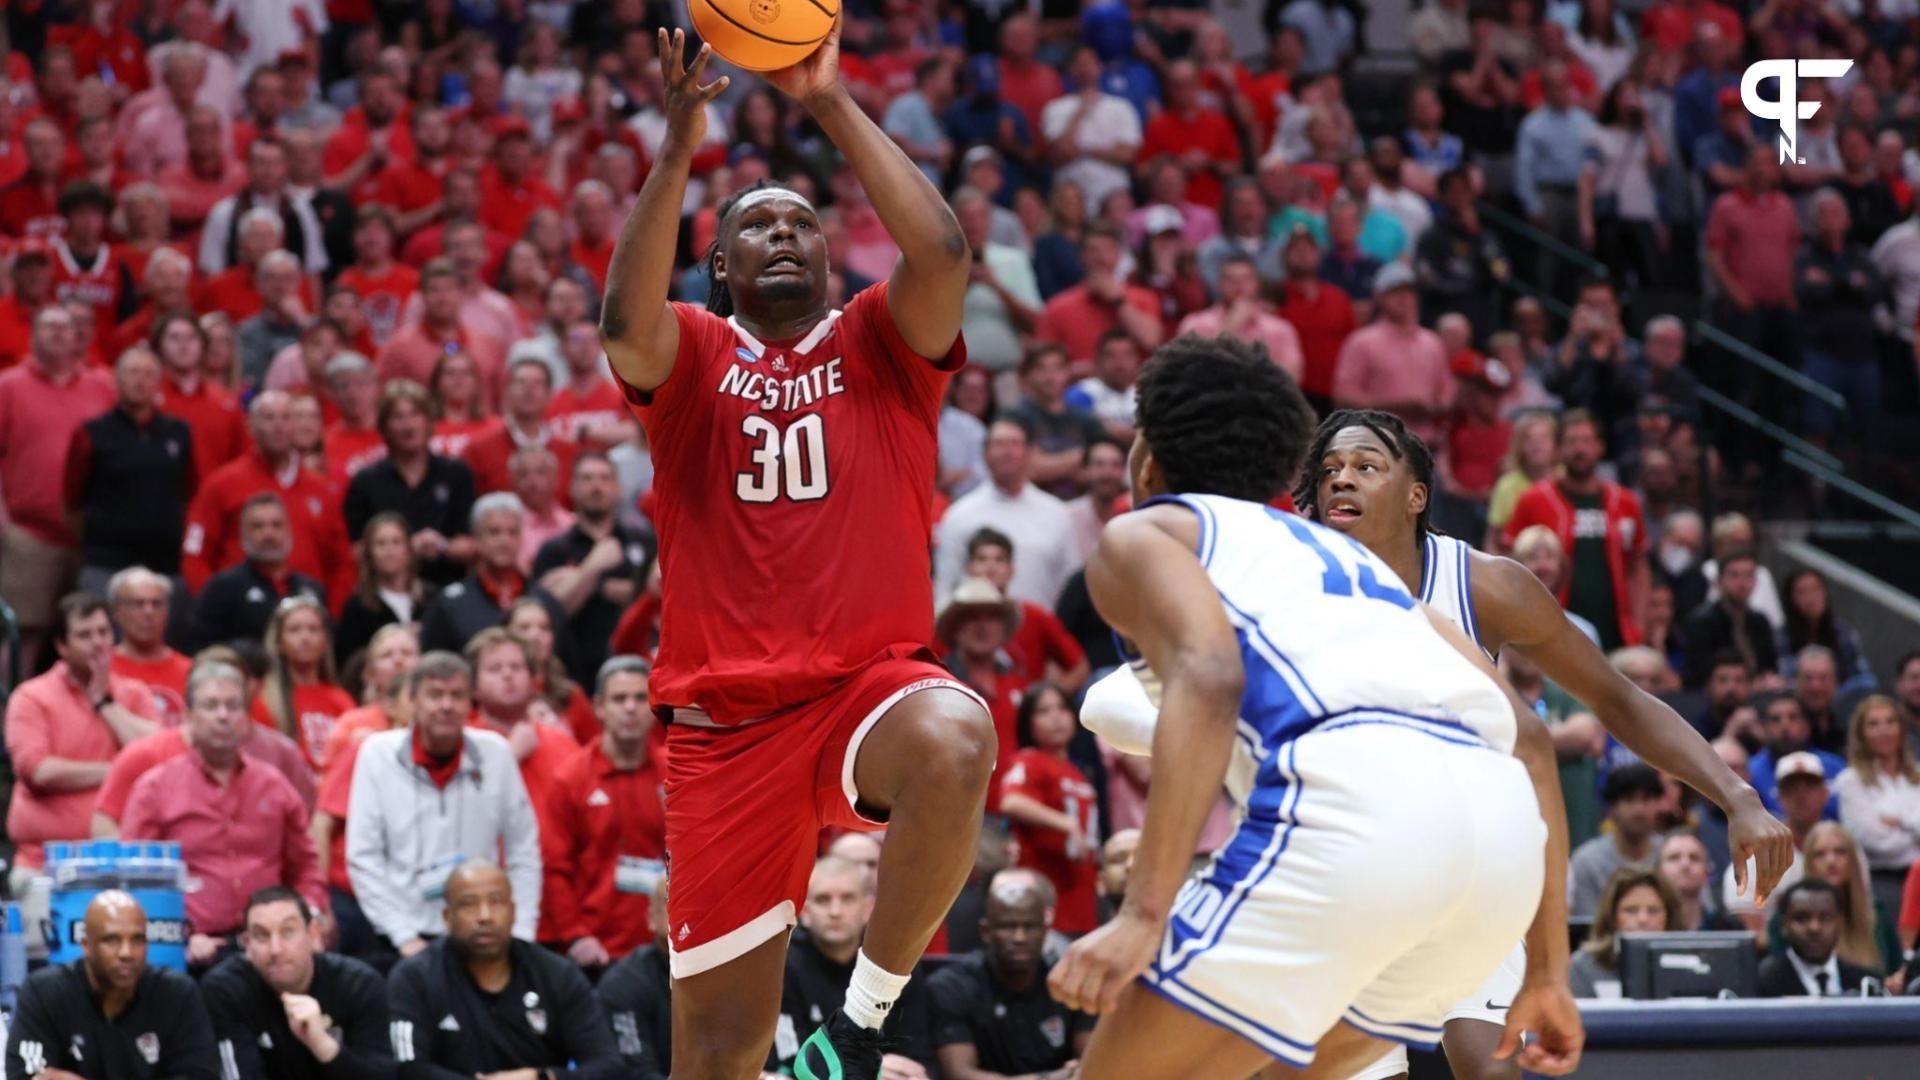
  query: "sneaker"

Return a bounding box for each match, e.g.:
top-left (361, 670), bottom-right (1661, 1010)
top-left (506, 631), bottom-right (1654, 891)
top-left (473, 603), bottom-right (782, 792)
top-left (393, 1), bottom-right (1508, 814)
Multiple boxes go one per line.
top-left (793, 1011), bottom-right (898, 1080)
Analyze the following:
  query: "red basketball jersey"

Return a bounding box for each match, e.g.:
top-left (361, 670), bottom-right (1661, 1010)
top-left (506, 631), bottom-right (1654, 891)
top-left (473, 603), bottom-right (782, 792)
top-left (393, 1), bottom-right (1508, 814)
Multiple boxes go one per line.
top-left (618, 283), bottom-right (963, 723)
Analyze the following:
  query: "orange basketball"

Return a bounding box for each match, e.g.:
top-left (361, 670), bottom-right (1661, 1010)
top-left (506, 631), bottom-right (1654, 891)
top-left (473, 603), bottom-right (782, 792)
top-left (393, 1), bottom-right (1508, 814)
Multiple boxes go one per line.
top-left (688, 0), bottom-right (838, 72)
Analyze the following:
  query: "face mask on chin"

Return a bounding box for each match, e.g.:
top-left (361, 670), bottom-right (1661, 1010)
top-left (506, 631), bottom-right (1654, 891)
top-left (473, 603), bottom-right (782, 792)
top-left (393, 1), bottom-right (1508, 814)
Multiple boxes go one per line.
top-left (1659, 543), bottom-right (1695, 577)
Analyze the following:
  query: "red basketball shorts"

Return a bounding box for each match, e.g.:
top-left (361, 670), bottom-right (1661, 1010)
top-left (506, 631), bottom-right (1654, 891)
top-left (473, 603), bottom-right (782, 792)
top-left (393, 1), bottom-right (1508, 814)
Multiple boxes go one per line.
top-left (662, 645), bottom-right (987, 978)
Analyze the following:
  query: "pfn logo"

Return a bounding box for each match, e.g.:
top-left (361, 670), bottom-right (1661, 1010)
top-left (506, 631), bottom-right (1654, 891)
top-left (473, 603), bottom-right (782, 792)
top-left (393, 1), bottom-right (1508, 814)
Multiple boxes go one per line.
top-left (1740, 59), bottom-right (1853, 165)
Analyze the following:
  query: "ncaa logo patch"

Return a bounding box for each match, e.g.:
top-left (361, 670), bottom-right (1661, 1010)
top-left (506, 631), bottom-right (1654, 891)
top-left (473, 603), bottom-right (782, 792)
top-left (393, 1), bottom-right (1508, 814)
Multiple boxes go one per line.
top-left (735, 347), bottom-right (757, 365)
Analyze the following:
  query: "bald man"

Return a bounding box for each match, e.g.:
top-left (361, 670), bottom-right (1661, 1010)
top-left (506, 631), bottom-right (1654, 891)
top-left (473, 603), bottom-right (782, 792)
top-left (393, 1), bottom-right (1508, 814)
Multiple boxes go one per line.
top-left (387, 861), bottom-right (620, 1079)
top-left (7, 891), bottom-right (218, 1079)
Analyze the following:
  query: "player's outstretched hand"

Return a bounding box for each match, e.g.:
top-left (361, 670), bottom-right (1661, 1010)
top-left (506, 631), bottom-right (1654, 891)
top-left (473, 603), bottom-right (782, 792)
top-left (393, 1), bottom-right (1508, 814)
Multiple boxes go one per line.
top-left (655, 29), bottom-right (729, 149)
top-left (1494, 978), bottom-right (1584, 1077)
top-left (765, 11), bottom-right (842, 106)
top-left (1048, 909), bottom-right (1160, 1015)
top-left (1729, 798), bottom-right (1794, 903)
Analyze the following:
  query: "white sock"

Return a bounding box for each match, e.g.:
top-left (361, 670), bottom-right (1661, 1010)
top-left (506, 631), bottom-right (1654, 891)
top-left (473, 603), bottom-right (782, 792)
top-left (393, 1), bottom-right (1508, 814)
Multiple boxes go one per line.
top-left (842, 949), bottom-right (911, 1031)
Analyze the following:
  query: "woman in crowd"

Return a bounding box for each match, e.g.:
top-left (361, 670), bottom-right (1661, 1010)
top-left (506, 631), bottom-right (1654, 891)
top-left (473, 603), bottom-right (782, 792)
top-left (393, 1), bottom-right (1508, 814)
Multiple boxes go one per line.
top-left (254, 596), bottom-right (357, 770)
top-left (1569, 868), bottom-right (1683, 997)
top-left (1779, 568), bottom-right (1874, 687)
top-left (1133, 216), bottom-right (1209, 326)
top-left (1566, 0), bottom-right (1636, 93)
top-left (336, 512), bottom-right (435, 665)
top-left (504, 597), bottom-right (595, 744)
top-left (428, 349), bottom-right (495, 458)
top-left (1768, 821), bottom-right (1906, 984)
top-left (497, 240), bottom-right (552, 340)
top-left (1485, 411), bottom-right (1559, 548)
top-left (1657, 830), bottom-right (1743, 931)
top-left (998, 683), bottom-right (1101, 936)
top-left (1835, 694), bottom-right (1920, 918)
top-left (199, 312), bottom-right (239, 391)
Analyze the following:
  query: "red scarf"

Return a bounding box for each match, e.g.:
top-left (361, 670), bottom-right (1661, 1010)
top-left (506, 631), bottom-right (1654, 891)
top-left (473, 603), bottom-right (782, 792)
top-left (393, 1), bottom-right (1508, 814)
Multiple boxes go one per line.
top-left (412, 727), bottom-right (462, 790)
top-left (476, 565), bottom-right (524, 610)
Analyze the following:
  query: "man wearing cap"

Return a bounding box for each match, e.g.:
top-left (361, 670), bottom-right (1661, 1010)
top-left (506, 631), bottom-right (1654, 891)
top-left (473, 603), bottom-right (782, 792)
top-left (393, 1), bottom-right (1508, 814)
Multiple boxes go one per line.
top-left (938, 577), bottom-right (1027, 808)
top-left (883, 58), bottom-right (957, 188)
top-left (1692, 84), bottom-right (1756, 200)
top-left (1724, 746), bottom-right (1830, 928)
top-left (0, 306), bottom-right (116, 666)
top-left (1332, 261), bottom-right (1454, 443)
top-left (0, 239), bottom-right (57, 366)
top-left (1176, 253), bottom-right (1303, 378)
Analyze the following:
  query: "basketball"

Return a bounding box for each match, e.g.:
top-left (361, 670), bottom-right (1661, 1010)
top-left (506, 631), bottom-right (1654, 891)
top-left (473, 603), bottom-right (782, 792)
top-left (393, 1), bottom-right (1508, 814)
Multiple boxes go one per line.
top-left (688, 0), bottom-right (838, 72)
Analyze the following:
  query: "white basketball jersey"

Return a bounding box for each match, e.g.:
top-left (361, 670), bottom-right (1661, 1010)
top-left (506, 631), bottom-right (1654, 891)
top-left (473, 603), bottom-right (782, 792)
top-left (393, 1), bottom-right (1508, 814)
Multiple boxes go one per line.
top-left (1123, 495), bottom-right (1517, 762)
top-left (1418, 532), bottom-right (1491, 656)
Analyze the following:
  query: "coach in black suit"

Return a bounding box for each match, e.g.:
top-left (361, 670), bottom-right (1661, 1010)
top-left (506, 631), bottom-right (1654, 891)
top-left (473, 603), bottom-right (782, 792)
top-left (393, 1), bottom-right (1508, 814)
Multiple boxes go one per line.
top-left (1757, 880), bottom-right (1878, 998)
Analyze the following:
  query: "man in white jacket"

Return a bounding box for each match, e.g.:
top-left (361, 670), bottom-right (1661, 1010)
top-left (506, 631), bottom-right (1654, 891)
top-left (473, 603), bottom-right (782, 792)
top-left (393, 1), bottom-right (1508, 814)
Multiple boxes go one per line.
top-left (345, 650), bottom-right (542, 957)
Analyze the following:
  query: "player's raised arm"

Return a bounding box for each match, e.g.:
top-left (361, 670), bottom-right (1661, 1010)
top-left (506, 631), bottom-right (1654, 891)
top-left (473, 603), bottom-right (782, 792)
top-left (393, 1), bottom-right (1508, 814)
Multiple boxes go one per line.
top-left (765, 16), bottom-right (971, 359)
top-left (1422, 604), bottom-right (1583, 1077)
top-left (599, 30), bottom-right (730, 394)
top-left (1478, 558), bottom-right (1794, 900)
top-left (1049, 506), bottom-right (1244, 1016)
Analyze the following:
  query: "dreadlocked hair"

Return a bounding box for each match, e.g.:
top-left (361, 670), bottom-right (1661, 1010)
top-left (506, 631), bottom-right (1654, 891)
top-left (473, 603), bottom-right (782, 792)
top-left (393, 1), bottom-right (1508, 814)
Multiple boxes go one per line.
top-left (704, 179), bottom-right (800, 318)
top-left (1135, 334), bottom-right (1316, 503)
top-left (1293, 409), bottom-right (1437, 539)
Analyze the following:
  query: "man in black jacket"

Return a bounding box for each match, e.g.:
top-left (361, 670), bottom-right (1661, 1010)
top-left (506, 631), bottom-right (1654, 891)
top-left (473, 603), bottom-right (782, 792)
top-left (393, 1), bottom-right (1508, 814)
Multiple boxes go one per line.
top-left (1758, 880), bottom-right (1878, 997)
top-left (388, 861), bottom-right (619, 1080)
top-left (188, 493), bottom-right (324, 650)
top-left (531, 453), bottom-right (650, 682)
top-left (418, 493), bottom-right (573, 665)
top-left (6, 891), bottom-right (219, 1080)
top-left (597, 877), bottom-right (673, 1080)
top-left (201, 887), bottom-right (394, 1080)
top-left (342, 380), bottom-right (477, 587)
top-left (68, 346), bottom-right (195, 598)
top-left (1680, 548), bottom-right (1779, 690)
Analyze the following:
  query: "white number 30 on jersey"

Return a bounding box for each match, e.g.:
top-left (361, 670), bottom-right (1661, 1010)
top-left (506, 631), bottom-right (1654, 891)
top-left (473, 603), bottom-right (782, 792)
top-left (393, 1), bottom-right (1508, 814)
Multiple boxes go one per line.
top-left (736, 413), bottom-right (830, 503)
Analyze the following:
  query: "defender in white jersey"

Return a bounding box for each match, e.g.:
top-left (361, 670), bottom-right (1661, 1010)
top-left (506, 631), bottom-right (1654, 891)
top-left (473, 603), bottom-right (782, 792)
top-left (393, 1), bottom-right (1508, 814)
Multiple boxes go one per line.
top-left (1296, 410), bottom-right (1792, 1080)
top-left (1048, 337), bottom-right (1584, 1079)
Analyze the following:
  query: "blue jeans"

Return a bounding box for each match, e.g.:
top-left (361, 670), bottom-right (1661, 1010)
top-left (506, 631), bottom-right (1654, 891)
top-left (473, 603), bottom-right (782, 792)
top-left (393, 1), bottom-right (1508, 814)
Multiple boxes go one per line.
top-left (1800, 349), bottom-right (1880, 436)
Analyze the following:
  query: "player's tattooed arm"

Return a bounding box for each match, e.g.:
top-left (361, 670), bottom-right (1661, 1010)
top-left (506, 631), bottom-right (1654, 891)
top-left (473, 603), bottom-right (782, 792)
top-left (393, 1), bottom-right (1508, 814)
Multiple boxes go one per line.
top-left (1475, 556), bottom-right (1793, 900)
top-left (771, 15), bottom-right (971, 360)
top-left (600, 30), bottom-right (729, 393)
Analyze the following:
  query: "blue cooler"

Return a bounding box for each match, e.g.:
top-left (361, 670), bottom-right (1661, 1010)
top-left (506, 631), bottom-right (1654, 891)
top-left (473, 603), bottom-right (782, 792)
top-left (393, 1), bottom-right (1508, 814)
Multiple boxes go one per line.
top-left (43, 840), bottom-right (189, 972)
top-left (0, 900), bottom-right (26, 1011)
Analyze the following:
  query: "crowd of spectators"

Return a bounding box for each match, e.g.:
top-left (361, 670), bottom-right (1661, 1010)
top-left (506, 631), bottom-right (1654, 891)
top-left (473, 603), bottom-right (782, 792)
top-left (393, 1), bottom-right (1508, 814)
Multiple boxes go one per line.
top-left (2, 0), bottom-right (1920, 1074)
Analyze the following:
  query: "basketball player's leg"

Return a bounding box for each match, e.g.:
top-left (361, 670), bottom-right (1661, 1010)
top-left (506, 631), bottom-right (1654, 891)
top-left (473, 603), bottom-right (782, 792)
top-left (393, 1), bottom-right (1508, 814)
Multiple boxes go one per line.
top-left (848, 684), bottom-right (997, 970)
top-left (1078, 988), bottom-right (1396, 1080)
top-left (1439, 1019), bottom-right (1521, 1080)
top-left (670, 933), bottom-right (791, 1079)
top-left (660, 717), bottom-right (820, 1078)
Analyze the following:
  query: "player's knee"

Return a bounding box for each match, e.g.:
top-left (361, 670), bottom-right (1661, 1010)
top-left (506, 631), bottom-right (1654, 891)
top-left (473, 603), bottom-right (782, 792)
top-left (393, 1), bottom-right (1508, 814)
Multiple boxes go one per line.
top-left (915, 691), bottom-right (998, 793)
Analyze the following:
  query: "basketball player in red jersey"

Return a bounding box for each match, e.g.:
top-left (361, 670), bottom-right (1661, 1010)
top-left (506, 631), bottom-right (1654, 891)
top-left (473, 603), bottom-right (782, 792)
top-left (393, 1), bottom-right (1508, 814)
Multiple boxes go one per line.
top-left (598, 25), bottom-right (996, 1080)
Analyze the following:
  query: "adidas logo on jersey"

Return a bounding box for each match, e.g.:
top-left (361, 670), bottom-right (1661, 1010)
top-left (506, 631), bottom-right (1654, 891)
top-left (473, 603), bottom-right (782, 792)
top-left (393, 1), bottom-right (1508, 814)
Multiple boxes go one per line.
top-left (587, 789), bottom-right (611, 807)
top-left (438, 1015), bottom-right (461, 1032)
